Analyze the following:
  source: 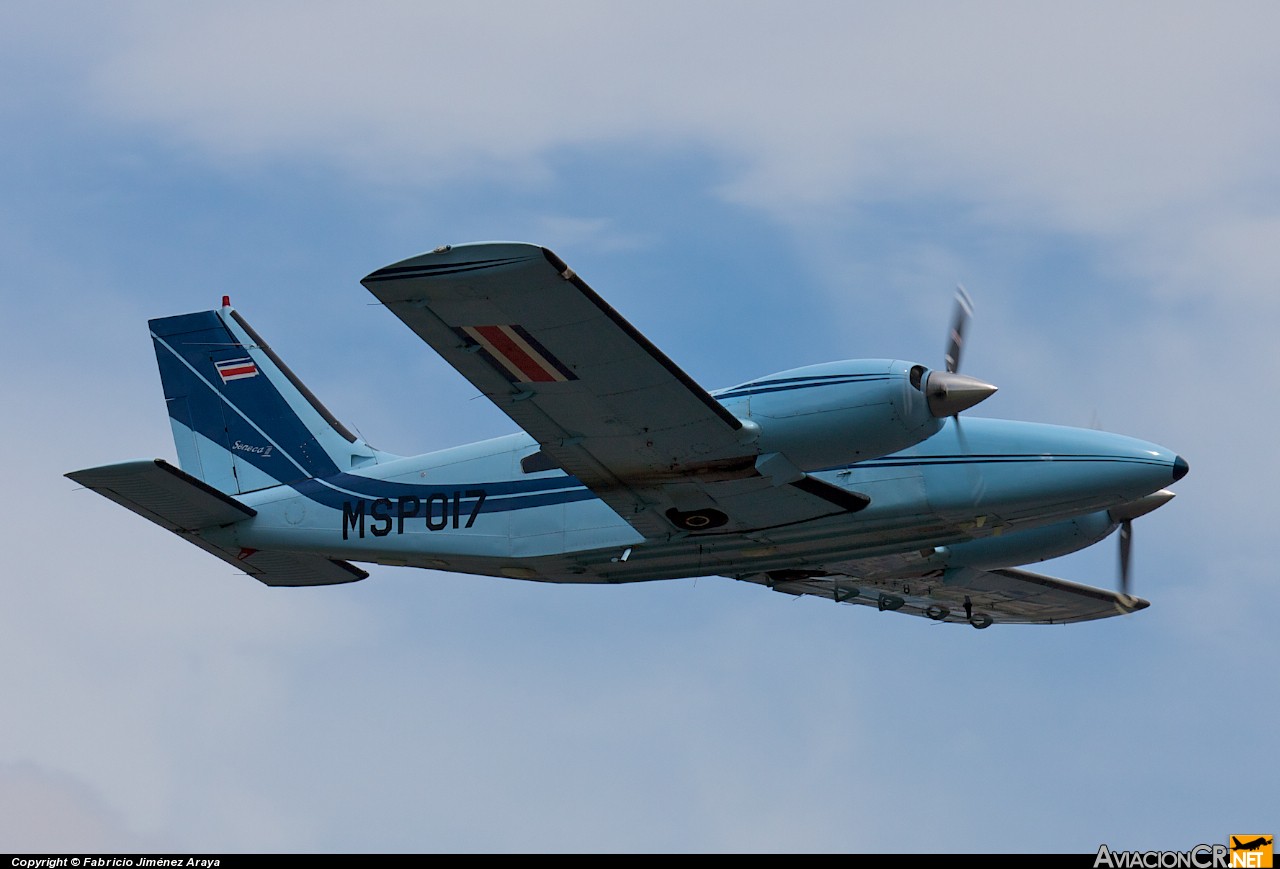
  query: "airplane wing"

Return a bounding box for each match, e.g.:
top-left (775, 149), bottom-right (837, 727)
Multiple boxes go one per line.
top-left (362, 243), bottom-right (866, 538)
top-left (740, 561), bottom-right (1147, 626)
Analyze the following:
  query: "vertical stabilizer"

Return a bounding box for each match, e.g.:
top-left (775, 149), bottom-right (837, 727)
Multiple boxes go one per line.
top-left (150, 302), bottom-right (392, 494)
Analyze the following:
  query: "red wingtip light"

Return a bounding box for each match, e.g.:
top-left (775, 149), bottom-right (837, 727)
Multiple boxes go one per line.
top-left (222, 295), bottom-right (231, 308)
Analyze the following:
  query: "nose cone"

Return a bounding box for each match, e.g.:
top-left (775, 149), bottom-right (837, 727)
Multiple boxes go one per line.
top-left (926, 371), bottom-right (999, 417)
top-left (912, 419), bottom-right (1187, 520)
top-left (1173, 455), bottom-right (1189, 481)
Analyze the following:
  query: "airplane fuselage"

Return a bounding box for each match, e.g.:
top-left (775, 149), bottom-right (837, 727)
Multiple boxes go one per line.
top-left (208, 409), bottom-right (1184, 587)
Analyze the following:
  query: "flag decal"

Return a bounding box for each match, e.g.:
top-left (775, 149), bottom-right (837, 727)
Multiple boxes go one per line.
top-left (215, 356), bottom-right (259, 383)
top-left (458, 325), bottom-right (577, 384)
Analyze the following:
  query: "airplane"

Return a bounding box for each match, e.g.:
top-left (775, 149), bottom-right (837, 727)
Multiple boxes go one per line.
top-left (66, 242), bottom-right (1189, 629)
top-left (1232, 838), bottom-right (1273, 852)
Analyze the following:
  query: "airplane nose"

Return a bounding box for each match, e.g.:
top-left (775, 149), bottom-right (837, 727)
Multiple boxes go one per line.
top-left (1172, 455), bottom-right (1189, 482)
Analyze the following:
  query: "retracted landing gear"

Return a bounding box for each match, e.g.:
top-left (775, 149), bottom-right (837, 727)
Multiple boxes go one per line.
top-left (963, 595), bottom-right (993, 629)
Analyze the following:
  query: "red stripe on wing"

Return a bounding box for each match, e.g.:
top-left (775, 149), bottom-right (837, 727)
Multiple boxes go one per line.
top-left (473, 325), bottom-right (559, 382)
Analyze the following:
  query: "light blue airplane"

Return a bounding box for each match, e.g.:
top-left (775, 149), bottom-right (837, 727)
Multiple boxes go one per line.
top-left (67, 242), bottom-right (1188, 628)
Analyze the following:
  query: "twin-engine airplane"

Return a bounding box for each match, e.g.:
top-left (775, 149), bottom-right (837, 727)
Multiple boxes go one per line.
top-left (67, 243), bottom-right (1188, 628)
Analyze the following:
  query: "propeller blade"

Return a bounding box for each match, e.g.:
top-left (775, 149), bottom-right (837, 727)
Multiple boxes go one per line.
top-left (944, 284), bottom-right (974, 374)
top-left (1118, 518), bottom-right (1133, 599)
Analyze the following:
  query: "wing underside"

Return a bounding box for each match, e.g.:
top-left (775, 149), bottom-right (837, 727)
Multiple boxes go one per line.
top-left (740, 562), bottom-right (1147, 626)
top-left (362, 243), bottom-right (867, 538)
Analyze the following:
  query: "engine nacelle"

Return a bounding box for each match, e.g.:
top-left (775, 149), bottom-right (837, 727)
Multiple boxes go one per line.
top-left (714, 359), bottom-right (962, 471)
top-left (937, 511), bottom-right (1117, 570)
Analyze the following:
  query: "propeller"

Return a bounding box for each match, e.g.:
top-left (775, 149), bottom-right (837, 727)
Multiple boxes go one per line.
top-left (1108, 490), bottom-right (1175, 612)
top-left (1118, 518), bottom-right (1133, 601)
top-left (930, 285), bottom-right (993, 506)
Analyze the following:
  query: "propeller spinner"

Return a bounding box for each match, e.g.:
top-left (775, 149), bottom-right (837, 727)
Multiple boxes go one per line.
top-left (925, 285), bottom-right (998, 418)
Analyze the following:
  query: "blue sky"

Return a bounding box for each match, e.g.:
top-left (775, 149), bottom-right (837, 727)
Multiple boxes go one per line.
top-left (2, 1), bottom-right (1276, 853)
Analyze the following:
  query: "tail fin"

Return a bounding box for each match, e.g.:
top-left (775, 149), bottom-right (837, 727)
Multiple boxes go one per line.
top-left (150, 300), bottom-right (391, 494)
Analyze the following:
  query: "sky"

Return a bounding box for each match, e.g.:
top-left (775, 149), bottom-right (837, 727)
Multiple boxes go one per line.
top-left (2, 0), bottom-right (1276, 854)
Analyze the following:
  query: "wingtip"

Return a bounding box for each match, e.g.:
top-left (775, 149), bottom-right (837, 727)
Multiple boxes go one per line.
top-left (1115, 594), bottom-right (1150, 615)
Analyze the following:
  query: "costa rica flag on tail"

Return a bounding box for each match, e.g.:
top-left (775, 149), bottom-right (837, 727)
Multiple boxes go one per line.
top-left (214, 356), bottom-right (259, 382)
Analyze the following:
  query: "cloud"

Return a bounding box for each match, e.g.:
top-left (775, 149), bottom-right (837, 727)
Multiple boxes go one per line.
top-left (528, 215), bottom-right (652, 253)
top-left (0, 762), bottom-right (167, 851)
top-left (40, 0), bottom-right (1277, 355)
top-left (62, 2), bottom-right (1277, 228)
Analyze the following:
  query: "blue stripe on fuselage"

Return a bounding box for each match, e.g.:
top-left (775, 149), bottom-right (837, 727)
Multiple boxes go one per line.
top-left (713, 373), bottom-right (892, 401)
top-left (848, 454), bottom-right (1172, 470)
top-left (289, 473), bottom-right (598, 514)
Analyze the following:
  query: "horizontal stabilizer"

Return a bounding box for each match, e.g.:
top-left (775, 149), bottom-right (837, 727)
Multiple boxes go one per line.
top-left (67, 459), bottom-right (368, 587)
top-left (67, 459), bottom-right (256, 531)
top-left (183, 540), bottom-right (370, 587)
